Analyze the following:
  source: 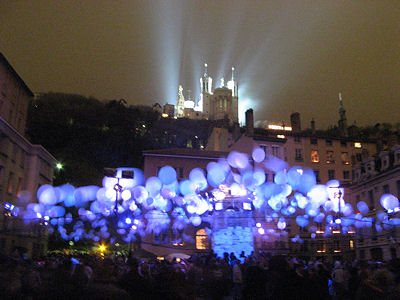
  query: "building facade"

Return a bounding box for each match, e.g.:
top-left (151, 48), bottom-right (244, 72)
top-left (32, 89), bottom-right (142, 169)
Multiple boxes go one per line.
top-left (142, 105), bottom-right (380, 260)
top-left (0, 53), bottom-right (57, 258)
top-left (349, 145), bottom-right (400, 261)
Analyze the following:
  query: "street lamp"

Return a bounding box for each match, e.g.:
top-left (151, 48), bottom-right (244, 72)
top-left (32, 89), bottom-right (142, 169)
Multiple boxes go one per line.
top-left (113, 180), bottom-right (123, 214)
top-left (329, 185), bottom-right (344, 256)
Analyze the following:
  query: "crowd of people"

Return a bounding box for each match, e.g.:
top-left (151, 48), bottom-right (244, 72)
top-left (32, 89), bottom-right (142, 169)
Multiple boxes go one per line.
top-left (1, 249), bottom-right (400, 299)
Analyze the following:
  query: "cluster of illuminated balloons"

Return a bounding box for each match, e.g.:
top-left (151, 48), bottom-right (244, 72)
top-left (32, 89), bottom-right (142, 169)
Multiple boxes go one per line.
top-left (13, 149), bottom-right (400, 243)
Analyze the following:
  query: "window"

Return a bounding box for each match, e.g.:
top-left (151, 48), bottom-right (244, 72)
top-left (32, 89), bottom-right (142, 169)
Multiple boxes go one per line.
top-left (341, 152), bottom-right (350, 165)
top-left (171, 229), bottom-right (183, 245)
top-left (372, 226), bottom-right (378, 242)
top-left (294, 136), bottom-right (301, 143)
top-left (397, 180), bottom-right (400, 198)
top-left (362, 149), bottom-right (369, 159)
top-left (0, 165), bottom-right (3, 187)
top-left (340, 140), bottom-right (347, 147)
top-left (7, 172), bottom-right (15, 194)
top-left (359, 250), bottom-right (365, 260)
top-left (382, 157), bottom-right (388, 169)
top-left (295, 149), bottom-right (303, 161)
top-left (196, 229), bottom-right (209, 250)
top-left (356, 153), bottom-right (362, 162)
top-left (272, 146), bottom-right (280, 157)
top-left (343, 171), bottom-right (350, 180)
top-left (260, 145), bottom-right (268, 154)
top-left (20, 151), bottom-right (25, 168)
top-left (326, 139), bottom-right (332, 146)
top-left (311, 150), bottom-right (320, 163)
top-left (16, 177), bottom-right (22, 194)
top-left (328, 170), bottom-right (335, 180)
top-left (368, 190), bottom-right (374, 209)
top-left (11, 143), bottom-right (17, 162)
top-left (383, 184), bottom-right (390, 194)
top-left (354, 142), bottom-right (362, 148)
top-left (349, 240), bottom-right (354, 250)
top-left (314, 170), bottom-right (320, 183)
top-left (310, 138), bottom-right (317, 145)
top-left (326, 151), bottom-right (334, 164)
top-left (177, 167), bottom-right (184, 179)
top-left (391, 248), bottom-right (397, 259)
top-left (122, 170), bottom-right (134, 178)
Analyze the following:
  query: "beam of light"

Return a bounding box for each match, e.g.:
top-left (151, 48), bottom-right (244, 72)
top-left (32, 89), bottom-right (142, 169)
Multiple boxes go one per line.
top-left (150, 1), bottom-right (185, 106)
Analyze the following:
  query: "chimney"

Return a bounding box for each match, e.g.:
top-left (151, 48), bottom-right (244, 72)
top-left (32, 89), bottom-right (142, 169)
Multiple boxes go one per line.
top-left (290, 112), bottom-right (301, 133)
top-left (245, 109), bottom-right (254, 136)
top-left (311, 118), bottom-right (316, 134)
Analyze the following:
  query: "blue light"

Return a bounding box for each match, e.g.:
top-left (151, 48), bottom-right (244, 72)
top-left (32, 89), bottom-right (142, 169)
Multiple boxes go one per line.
top-left (252, 147), bottom-right (265, 163)
top-left (4, 202), bottom-right (14, 210)
top-left (158, 166), bottom-right (177, 185)
top-left (125, 217), bottom-right (132, 224)
top-left (243, 202), bottom-right (252, 210)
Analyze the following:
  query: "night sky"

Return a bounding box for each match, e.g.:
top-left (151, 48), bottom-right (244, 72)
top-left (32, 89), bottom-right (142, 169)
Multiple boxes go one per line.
top-left (1, 1), bottom-right (399, 128)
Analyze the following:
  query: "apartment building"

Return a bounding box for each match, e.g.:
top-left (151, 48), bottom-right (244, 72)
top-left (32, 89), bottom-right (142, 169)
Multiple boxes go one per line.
top-left (0, 53), bottom-right (56, 258)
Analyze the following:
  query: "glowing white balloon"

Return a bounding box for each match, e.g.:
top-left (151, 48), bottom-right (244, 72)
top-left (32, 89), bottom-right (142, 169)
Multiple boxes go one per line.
top-left (380, 194), bottom-right (399, 211)
top-left (252, 148), bottom-right (265, 163)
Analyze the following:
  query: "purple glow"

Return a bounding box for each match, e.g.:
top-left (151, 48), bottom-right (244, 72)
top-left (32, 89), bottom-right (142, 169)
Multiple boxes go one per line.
top-left (252, 147), bottom-right (265, 163)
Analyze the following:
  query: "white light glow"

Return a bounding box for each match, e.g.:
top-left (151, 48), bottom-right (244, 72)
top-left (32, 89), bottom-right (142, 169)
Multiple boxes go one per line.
top-left (268, 125), bottom-right (292, 131)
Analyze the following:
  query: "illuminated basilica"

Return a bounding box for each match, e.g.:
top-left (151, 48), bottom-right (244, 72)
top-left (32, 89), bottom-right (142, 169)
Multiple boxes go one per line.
top-left (176, 63), bottom-right (239, 124)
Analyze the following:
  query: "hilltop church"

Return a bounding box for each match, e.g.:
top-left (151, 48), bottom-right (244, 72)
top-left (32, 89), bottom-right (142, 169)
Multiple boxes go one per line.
top-left (175, 63), bottom-right (239, 124)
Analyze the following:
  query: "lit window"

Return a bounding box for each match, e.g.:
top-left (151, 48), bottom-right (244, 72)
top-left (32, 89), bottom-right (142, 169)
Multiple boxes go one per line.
top-left (350, 240), bottom-right (354, 250)
top-left (16, 177), bottom-right (22, 194)
top-left (196, 229), bottom-right (209, 250)
top-left (277, 135), bottom-right (285, 139)
top-left (311, 150), bottom-right (320, 163)
top-left (326, 151), bottom-right (334, 163)
top-left (354, 142), bottom-right (362, 148)
top-left (7, 172), bottom-right (15, 194)
top-left (341, 152), bottom-right (350, 165)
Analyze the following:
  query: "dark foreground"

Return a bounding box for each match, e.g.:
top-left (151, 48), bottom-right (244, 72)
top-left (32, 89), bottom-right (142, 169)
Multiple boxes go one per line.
top-left (1, 251), bottom-right (400, 299)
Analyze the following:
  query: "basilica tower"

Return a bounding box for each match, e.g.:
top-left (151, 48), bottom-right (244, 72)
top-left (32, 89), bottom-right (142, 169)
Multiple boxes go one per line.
top-left (176, 85), bottom-right (185, 118)
top-left (199, 63), bottom-right (212, 119)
